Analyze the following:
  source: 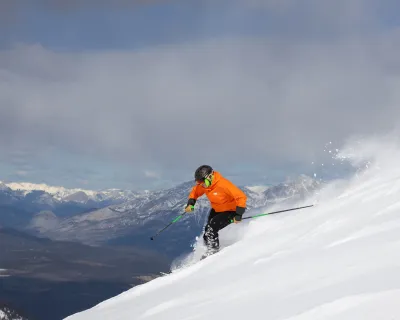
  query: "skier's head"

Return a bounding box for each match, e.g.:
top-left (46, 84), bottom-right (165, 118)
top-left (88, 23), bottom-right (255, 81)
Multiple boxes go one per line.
top-left (195, 165), bottom-right (214, 187)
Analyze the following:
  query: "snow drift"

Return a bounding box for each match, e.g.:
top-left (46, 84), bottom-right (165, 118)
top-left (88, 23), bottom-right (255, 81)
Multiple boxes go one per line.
top-left (65, 135), bottom-right (400, 320)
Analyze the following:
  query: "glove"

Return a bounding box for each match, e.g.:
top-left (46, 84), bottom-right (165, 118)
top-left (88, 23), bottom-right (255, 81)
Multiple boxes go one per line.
top-left (232, 206), bottom-right (245, 224)
top-left (185, 198), bottom-right (196, 213)
top-left (185, 205), bottom-right (194, 213)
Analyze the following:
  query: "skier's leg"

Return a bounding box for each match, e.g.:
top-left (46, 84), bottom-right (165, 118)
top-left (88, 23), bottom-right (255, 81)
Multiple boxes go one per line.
top-left (203, 209), bottom-right (217, 249)
top-left (203, 211), bottom-right (235, 253)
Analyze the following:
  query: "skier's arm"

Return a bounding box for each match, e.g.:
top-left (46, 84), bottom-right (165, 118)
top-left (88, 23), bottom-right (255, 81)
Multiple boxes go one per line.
top-left (224, 181), bottom-right (247, 221)
top-left (186, 185), bottom-right (205, 210)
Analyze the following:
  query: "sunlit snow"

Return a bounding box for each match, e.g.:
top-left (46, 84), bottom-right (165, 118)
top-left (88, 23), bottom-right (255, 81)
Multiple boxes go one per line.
top-left (65, 136), bottom-right (400, 320)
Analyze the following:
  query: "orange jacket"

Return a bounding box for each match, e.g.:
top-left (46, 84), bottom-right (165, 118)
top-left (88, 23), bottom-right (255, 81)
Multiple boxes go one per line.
top-left (188, 171), bottom-right (247, 213)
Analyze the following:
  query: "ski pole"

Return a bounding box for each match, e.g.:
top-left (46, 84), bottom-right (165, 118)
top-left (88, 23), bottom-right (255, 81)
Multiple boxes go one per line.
top-left (150, 212), bottom-right (187, 240)
top-left (242, 204), bottom-right (314, 220)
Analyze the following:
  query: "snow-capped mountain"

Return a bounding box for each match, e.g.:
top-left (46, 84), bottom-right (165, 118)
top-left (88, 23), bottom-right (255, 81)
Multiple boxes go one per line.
top-left (65, 149), bottom-right (400, 320)
top-left (29, 175), bottom-right (321, 259)
top-left (0, 181), bottom-right (144, 229)
top-left (0, 182), bottom-right (11, 192)
top-left (4, 182), bottom-right (96, 200)
top-left (2, 181), bottom-right (140, 204)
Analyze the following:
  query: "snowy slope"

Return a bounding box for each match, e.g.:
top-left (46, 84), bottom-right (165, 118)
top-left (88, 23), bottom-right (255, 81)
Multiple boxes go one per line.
top-left (65, 139), bottom-right (400, 320)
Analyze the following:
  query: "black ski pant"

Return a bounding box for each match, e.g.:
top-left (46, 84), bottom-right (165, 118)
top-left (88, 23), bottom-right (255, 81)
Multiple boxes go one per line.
top-left (203, 209), bottom-right (235, 252)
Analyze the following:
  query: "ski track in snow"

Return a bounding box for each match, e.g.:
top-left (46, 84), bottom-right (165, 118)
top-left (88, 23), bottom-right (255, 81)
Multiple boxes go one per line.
top-left (65, 141), bottom-right (400, 320)
top-left (283, 289), bottom-right (400, 320)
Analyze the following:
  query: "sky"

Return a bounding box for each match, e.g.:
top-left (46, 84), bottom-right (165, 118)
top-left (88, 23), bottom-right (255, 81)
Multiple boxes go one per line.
top-left (1, 0), bottom-right (400, 190)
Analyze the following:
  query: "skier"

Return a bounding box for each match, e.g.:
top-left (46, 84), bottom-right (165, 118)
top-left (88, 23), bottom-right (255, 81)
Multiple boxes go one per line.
top-left (185, 165), bottom-right (247, 257)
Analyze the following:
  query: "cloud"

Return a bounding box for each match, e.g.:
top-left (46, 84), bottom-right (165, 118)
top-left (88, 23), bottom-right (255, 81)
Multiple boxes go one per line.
top-left (1, 0), bottom-right (400, 186)
top-left (77, 179), bottom-right (89, 185)
top-left (0, 0), bottom-right (173, 28)
top-left (0, 0), bottom-right (170, 13)
top-left (15, 170), bottom-right (29, 177)
top-left (144, 171), bottom-right (161, 179)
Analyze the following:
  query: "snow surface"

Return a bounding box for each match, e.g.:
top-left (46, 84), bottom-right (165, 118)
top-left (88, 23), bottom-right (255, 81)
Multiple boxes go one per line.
top-left (65, 136), bottom-right (400, 320)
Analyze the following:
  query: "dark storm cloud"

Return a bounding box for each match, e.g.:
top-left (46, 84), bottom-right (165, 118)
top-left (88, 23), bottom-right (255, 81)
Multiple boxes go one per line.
top-left (0, 0), bottom-right (170, 12)
top-left (2, 37), bottom-right (400, 177)
top-left (1, 0), bottom-right (400, 186)
top-left (0, 0), bottom-right (173, 28)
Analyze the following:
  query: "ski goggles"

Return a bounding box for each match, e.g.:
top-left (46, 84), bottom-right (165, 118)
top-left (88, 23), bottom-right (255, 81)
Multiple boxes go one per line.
top-left (196, 174), bottom-right (213, 188)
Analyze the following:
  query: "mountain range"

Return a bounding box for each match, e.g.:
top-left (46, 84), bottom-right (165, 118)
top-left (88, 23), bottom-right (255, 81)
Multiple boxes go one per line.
top-left (1, 175), bottom-right (322, 260)
top-left (1, 181), bottom-right (140, 204)
top-left (1, 174), bottom-right (321, 320)
top-left (0, 180), bottom-right (141, 232)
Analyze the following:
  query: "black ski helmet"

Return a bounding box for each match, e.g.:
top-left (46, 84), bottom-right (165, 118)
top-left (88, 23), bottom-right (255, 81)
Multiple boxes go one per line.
top-left (194, 165), bottom-right (213, 181)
